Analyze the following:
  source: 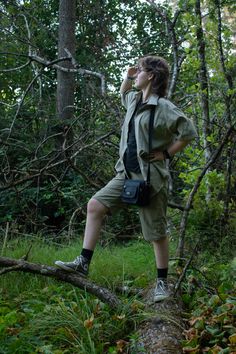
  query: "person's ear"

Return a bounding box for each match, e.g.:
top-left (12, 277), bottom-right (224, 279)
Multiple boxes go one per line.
top-left (148, 73), bottom-right (154, 80)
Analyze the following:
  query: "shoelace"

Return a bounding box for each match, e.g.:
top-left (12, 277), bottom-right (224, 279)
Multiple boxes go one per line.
top-left (75, 256), bottom-right (88, 270)
top-left (156, 280), bottom-right (167, 294)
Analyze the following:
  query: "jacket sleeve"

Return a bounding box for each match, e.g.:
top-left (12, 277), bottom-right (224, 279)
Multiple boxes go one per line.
top-left (121, 90), bottom-right (136, 109)
top-left (175, 113), bottom-right (198, 141)
top-left (164, 104), bottom-right (198, 141)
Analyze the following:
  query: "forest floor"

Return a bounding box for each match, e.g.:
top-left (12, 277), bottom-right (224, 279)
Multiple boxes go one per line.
top-left (0, 237), bottom-right (235, 353)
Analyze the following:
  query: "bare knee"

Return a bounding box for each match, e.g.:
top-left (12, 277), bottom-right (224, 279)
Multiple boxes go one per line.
top-left (87, 198), bottom-right (108, 218)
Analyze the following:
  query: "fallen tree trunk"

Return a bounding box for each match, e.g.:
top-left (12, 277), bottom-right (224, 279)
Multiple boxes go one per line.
top-left (0, 256), bottom-right (121, 309)
top-left (136, 279), bottom-right (185, 354)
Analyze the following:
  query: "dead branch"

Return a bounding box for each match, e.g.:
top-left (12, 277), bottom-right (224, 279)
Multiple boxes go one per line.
top-left (0, 265), bottom-right (22, 275)
top-left (0, 52), bottom-right (105, 95)
top-left (174, 241), bottom-right (199, 296)
top-left (0, 256), bottom-right (121, 309)
top-left (1, 222), bottom-right (10, 257)
top-left (0, 130), bottom-right (116, 191)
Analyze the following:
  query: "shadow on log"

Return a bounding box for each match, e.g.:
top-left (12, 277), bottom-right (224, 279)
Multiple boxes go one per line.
top-left (0, 256), bottom-right (121, 309)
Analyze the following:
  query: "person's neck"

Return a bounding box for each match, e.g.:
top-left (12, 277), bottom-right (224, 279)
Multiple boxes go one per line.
top-left (142, 86), bottom-right (152, 103)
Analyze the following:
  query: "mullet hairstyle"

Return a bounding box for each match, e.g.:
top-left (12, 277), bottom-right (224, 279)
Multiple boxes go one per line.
top-left (138, 55), bottom-right (170, 97)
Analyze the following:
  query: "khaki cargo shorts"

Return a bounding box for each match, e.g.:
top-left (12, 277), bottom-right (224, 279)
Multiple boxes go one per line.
top-left (92, 172), bottom-right (168, 242)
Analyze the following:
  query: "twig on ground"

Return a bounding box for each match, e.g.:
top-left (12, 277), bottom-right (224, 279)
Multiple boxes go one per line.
top-left (1, 222), bottom-right (10, 256)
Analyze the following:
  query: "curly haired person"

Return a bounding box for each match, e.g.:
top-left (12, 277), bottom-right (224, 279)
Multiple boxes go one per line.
top-left (55, 55), bottom-right (197, 301)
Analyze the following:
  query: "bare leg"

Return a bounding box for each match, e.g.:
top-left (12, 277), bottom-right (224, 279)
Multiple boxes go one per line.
top-left (83, 198), bottom-right (109, 250)
top-left (153, 237), bottom-right (170, 301)
top-left (152, 237), bottom-right (169, 269)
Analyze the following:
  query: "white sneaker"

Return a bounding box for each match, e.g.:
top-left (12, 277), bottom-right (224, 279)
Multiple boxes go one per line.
top-left (154, 279), bottom-right (169, 302)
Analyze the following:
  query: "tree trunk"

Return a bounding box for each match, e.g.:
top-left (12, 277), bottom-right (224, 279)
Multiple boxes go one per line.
top-left (216, 0), bottom-right (234, 112)
top-left (56, 0), bottom-right (76, 121)
top-left (195, 0), bottom-right (211, 201)
top-left (215, 0), bottom-right (234, 224)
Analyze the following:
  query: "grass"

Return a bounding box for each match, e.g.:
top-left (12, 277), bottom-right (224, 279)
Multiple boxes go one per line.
top-left (1, 236), bottom-right (158, 292)
top-left (1, 235), bottom-right (173, 353)
top-left (1, 234), bottom-right (235, 353)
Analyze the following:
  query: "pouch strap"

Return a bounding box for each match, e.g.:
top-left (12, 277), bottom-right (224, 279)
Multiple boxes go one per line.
top-left (147, 105), bottom-right (155, 184)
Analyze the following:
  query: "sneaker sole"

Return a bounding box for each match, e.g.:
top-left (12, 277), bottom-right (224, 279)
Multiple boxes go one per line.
top-left (55, 261), bottom-right (87, 277)
top-left (153, 294), bottom-right (169, 302)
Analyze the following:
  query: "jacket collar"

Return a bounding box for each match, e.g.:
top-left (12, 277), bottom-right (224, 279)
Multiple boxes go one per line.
top-left (135, 91), bottom-right (159, 106)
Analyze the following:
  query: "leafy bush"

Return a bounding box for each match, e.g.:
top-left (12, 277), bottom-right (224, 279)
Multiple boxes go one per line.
top-left (182, 260), bottom-right (236, 353)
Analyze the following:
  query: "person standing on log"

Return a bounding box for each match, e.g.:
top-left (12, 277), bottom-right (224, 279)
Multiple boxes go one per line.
top-left (55, 55), bottom-right (197, 301)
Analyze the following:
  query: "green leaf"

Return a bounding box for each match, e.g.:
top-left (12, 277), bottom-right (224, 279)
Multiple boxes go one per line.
top-left (205, 325), bottom-right (221, 336)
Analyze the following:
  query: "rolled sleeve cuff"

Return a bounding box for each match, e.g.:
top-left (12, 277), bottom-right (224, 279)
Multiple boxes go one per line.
top-left (176, 116), bottom-right (198, 141)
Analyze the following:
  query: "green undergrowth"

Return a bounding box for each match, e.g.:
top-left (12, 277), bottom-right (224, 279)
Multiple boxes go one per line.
top-left (1, 236), bottom-right (235, 353)
top-left (0, 236), bottom-right (170, 354)
top-left (181, 259), bottom-right (236, 353)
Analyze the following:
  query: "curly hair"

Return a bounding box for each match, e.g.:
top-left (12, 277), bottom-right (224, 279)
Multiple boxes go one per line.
top-left (138, 55), bottom-right (169, 97)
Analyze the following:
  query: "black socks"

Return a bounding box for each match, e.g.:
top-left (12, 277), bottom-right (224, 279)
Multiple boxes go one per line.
top-left (157, 267), bottom-right (168, 280)
top-left (81, 248), bottom-right (94, 262)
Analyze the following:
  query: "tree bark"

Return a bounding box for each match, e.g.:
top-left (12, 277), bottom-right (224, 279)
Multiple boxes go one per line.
top-left (0, 256), bottom-right (121, 309)
top-left (56, 0), bottom-right (76, 121)
top-left (222, 142), bottom-right (235, 224)
top-left (136, 279), bottom-right (185, 353)
top-left (215, 0), bottom-right (234, 223)
top-left (215, 0), bottom-right (234, 103)
top-left (195, 0), bottom-right (212, 201)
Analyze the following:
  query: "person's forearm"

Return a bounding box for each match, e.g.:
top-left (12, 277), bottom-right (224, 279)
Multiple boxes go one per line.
top-left (167, 140), bottom-right (190, 157)
top-left (120, 77), bottom-right (133, 94)
top-left (149, 139), bottom-right (191, 162)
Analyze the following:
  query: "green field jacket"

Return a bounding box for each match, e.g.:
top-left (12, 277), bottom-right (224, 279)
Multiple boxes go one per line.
top-left (115, 90), bottom-right (197, 192)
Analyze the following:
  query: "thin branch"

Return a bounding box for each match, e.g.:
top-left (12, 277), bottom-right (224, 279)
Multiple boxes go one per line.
top-left (177, 125), bottom-right (235, 257)
top-left (0, 265), bottom-right (21, 275)
top-left (7, 67), bottom-right (44, 138)
top-left (0, 131), bottom-right (116, 191)
top-left (1, 222), bottom-right (10, 256)
top-left (0, 60), bottom-right (31, 72)
top-left (174, 240), bottom-right (199, 296)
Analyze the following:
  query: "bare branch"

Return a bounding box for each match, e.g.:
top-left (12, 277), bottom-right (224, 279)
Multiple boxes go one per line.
top-left (0, 60), bottom-right (31, 72)
top-left (0, 52), bottom-right (106, 94)
top-left (0, 256), bottom-right (122, 309)
top-left (7, 67), bottom-right (44, 138)
top-left (174, 240), bottom-right (199, 296)
top-left (0, 130), bottom-right (116, 191)
top-left (0, 265), bottom-right (21, 275)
